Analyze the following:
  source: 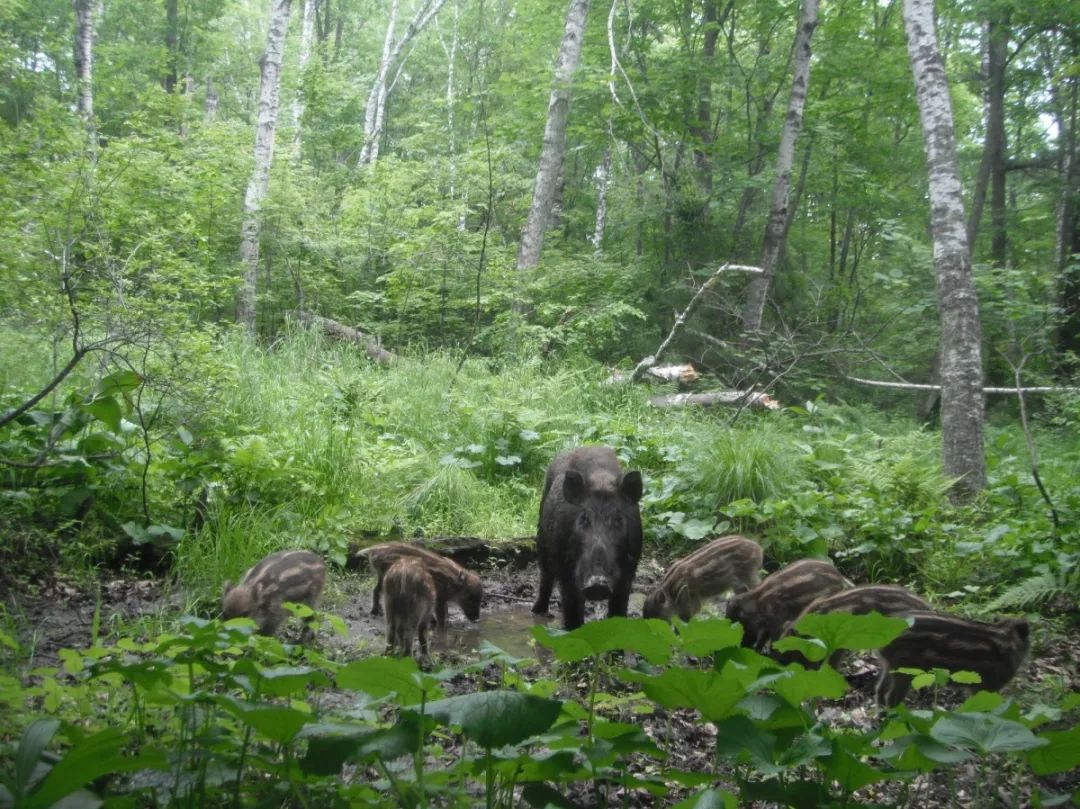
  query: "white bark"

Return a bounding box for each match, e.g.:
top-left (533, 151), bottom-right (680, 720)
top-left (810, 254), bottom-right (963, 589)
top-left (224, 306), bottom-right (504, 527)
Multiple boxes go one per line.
top-left (205, 76), bottom-right (219, 122)
top-left (72, 0), bottom-right (98, 130)
top-left (291, 0), bottom-right (316, 154)
top-left (591, 147), bottom-right (611, 253)
top-left (359, 0), bottom-right (449, 166)
top-left (903, 0), bottom-right (987, 499)
top-left (516, 0), bottom-right (591, 270)
top-left (437, 1), bottom-right (463, 229)
top-left (846, 376), bottom-right (1080, 394)
top-left (742, 0), bottom-right (819, 331)
top-left (237, 0), bottom-right (292, 334)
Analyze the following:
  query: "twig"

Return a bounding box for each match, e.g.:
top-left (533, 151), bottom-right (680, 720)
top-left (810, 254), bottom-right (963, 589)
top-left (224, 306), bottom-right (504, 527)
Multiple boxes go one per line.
top-left (1004, 352), bottom-right (1060, 531)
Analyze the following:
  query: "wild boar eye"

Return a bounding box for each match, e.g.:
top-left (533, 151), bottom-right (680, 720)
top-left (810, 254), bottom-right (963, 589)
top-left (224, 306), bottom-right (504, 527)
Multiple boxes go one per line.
top-left (577, 512), bottom-right (590, 528)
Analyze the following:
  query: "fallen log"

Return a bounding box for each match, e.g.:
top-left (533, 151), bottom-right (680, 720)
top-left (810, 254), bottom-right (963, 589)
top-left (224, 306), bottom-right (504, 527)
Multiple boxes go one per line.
top-left (648, 391), bottom-right (781, 410)
top-left (291, 309), bottom-right (395, 363)
top-left (608, 363), bottom-right (701, 386)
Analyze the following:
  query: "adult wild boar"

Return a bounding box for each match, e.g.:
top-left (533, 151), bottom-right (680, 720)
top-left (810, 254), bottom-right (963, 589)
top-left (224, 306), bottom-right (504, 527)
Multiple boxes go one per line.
top-left (532, 446), bottom-right (643, 630)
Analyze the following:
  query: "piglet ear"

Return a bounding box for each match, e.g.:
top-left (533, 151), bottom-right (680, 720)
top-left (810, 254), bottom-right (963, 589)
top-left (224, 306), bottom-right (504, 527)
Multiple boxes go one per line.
top-left (222, 580), bottom-right (234, 598)
top-left (620, 470), bottom-right (643, 503)
top-left (457, 570), bottom-right (467, 584)
top-left (563, 470), bottom-right (586, 506)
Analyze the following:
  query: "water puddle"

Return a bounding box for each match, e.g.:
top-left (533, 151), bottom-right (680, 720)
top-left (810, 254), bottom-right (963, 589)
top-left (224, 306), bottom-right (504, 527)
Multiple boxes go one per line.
top-left (432, 607), bottom-right (552, 659)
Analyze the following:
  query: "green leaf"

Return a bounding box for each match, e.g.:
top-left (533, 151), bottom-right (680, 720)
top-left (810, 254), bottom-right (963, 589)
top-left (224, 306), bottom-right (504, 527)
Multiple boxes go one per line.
top-left (299, 718), bottom-right (424, 774)
top-left (1028, 724), bottom-right (1080, 775)
top-left (336, 656), bottom-right (438, 704)
top-left (930, 713), bottom-right (1048, 755)
top-left (790, 611), bottom-right (911, 654)
top-left (22, 728), bottom-right (165, 809)
top-left (425, 691), bottom-right (562, 748)
top-left (521, 782), bottom-right (585, 809)
top-left (80, 396), bottom-right (122, 432)
top-left (532, 617), bottom-right (675, 664)
top-left (216, 697), bottom-right (311, 744)
top-left (622, 668), bottom-right (746, 722)
top-left (94, 370), bottom-right (142, 396)
top-left (676, 619), bottom-right (743, 656)
top-left (772, 665), bottom-right (849, 705)
top-left (672, 788), bottom-right (738, 808)
top-left (14, 718), bottom-right (60, 798)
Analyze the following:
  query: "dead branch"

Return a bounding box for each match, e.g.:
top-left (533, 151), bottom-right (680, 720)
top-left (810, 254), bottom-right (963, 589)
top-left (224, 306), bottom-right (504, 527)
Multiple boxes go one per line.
top-left (291, 310), bottom-right (394, 363)
top-left (629, 263), bottom-right (763, 382)
top-left (648, 391), bottom-right (780, 410)
top-left (846, 375), bottom-right (1080, 395)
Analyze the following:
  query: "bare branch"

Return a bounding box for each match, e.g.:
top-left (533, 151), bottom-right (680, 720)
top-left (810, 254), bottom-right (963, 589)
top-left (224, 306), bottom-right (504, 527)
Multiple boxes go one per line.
top-left (846, 376), bottom-right (1080, 394)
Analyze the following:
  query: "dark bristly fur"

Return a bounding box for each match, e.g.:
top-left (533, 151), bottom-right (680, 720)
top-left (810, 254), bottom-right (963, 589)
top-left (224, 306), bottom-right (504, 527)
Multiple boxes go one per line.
top-left (361, 542), bottom-right (482, 625)
top-left (533, 446), bottom-right (643, 630)
top-left (383, 557), bottom-right (437, 659)
top-left (221, 550), bottom-right (326, 639)
top-left (876, 612), bottom-right (1030, 706)
top-left (725, 559), bottom-right (853, 650)
top-left (778, 583), bottom-right (932, 666)
top-left (643, 535), bottom-right (764, 622)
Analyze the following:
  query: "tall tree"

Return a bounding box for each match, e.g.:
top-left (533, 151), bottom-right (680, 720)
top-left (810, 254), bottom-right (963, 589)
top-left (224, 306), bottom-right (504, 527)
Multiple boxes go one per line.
top-left (73, 0), bottom-right (98, 130)
top-left (516, 0), bottom-right (590, 271)
top-left (291, 0), bottom-right (316, 154)
top-left (741, 0), bottom-right (819, 331)
top-left (358, 0), bottom-right (448, 166)
top-left (903, 0), bottom-right (987, 500)
top-left (164, 0), bottom-right (179, 93)
top-left (237, 0), bottom-right (293, 334)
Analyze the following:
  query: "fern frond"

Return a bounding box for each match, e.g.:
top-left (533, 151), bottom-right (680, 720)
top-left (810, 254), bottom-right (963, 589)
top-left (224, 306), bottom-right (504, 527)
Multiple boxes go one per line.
top-left (984, 572), bottom-right (1063, 612)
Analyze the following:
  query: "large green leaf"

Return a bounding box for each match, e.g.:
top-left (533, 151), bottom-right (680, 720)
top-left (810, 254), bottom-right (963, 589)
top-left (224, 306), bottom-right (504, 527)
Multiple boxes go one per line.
top-left (929, 712), bottom-right (1048, 755)
top-left (336, 656), bottom-right (439, 704)
top-left (1027, 725), bottom-right (1080, 775)
top-left (21, 727), bottom-right (165, 809)
top-left (13, 719), bottom-right (60, 800)
top-left (788, 611), bottom-right (910, 654)
top-left (672, 788), bottom-right (737, 809)
top-left (676, 619), bottom-right (743, 656)
top-left (216, 697), bottom-right (311, 744)
top-left (425, 691), bottom-right (562, 749)
top-left (621, 668), bottom-right (746, 722)
top-left (532, 617), bottom-right (675, 664)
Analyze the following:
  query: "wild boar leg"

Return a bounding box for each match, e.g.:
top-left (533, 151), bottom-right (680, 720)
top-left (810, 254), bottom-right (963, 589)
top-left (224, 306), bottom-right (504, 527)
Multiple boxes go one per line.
top-left (874, 664), bottom-right (913, 708)
top-left (533, 558), bottom-right (555, 615)
top-left (435, 597), bottom-right (449, 628)
top-left (606, 581), bottom-right (631, 619)
top-left (559, 576), bottom-right (586, 630)
top-left (371, 574), bottom-right (384, 615)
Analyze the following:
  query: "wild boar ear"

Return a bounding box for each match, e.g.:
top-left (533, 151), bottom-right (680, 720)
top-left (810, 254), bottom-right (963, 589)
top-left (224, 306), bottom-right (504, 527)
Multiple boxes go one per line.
top-left (457, 570), bottom-right (467, 584)
top-left (1015, 620), bottom-right (1030, 642)
top-left (620, 470), bottom-right (643, 503)
top-left (563, 470), bottom-right (586, 505)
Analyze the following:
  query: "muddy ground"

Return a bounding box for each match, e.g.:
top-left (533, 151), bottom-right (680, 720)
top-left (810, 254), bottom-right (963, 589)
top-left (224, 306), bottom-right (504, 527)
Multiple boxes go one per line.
top-left (3, 553), bottom-right (1079, 808)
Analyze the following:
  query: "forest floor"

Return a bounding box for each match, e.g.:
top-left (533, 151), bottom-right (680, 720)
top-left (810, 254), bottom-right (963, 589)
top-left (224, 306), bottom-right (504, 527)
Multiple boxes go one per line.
top-left (5, 552), bottom-right (1079, 808)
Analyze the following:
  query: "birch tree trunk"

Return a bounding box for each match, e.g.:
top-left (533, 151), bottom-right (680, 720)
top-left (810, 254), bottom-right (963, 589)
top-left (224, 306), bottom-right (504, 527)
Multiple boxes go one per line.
top-left (591, 147), bottom-right (611, 253)
top-left (903, 0), bottom-right (987, 500)
top-left (291, 0), bottom-right (316, 154)
top-left (237, 0), bottom-right (292, 335)
top-left (516, 0), bottom-right (590, 271)
top-left (358, 0), bottom-right (448, 167)
top-left (742, 0), bottom-right (819, 331)
top-left (72, 0), bottom-right (98, 131)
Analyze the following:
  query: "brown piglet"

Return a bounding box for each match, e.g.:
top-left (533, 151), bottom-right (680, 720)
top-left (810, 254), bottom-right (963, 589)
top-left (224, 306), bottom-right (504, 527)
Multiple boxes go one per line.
top-left (221, 550), bottom-right (326, 640)
top-left (642, 535), bottom-right (763, 622)
top-left (382, 557), bottom-right (437, 659)
top-left (725, 559), bottom-right (853, 652)
top-left (875, 612), bottom-right (1030, 706)
top-left (361, 542), bottom-right (482, 626)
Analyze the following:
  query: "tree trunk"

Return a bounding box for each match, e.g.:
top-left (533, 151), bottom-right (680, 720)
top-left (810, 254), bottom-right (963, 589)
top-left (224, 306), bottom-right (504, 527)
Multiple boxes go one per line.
top-left (516, 0), bottom-right (591, 271)
top-left (359, 0), bottom-right (398, 166)
top-left (1051, 41), bottom-right (1080, 361)
top-left (692, 0), bottom-right (719, 194)
top-left (237, 0), bottom-right (292, 335)
top-left (164, 0), bottom-right (179, 94)
top-left (591, 147), bottom-right (611, 253)
top-left (72, 0), bottom-right (97, 130)
top-left (291, 0), bottom-right (316, 154)
top-left (987, 13), bottom-right (1009, 268)
top-left (359, 0), bottom-right (448, 167)
top-left (205, 76), bottom-right (219, 122)
top-left (903, 0), bottom-right (987, 501)
top-left (742, 0), bottom-right (819, 331)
